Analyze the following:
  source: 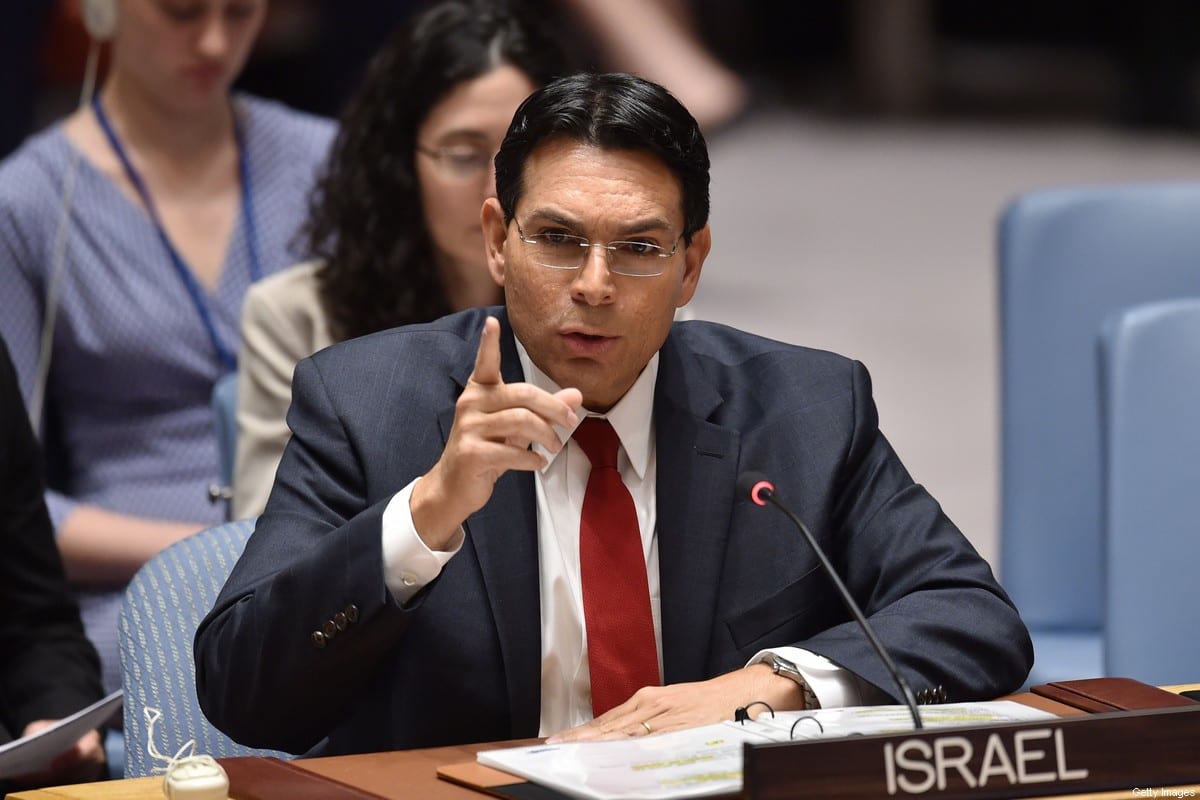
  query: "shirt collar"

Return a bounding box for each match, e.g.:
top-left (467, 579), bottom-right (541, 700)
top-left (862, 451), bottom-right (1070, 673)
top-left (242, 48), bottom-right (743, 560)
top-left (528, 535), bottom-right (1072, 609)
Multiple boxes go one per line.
top-left (514, 337), bottom-right (658, 480)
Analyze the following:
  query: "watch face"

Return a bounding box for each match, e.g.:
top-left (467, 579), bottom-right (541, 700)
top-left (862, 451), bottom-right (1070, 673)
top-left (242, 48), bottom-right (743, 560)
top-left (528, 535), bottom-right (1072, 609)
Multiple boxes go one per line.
top-left (766, 656), bottom-right (818, 708)
top-left (770, 656), bottom-right (798, 676)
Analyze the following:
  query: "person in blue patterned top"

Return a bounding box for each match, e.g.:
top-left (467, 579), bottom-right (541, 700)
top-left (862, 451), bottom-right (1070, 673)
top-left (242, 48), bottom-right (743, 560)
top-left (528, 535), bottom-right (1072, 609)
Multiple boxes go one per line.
top-left (0, 0), bottom-right (333, 694)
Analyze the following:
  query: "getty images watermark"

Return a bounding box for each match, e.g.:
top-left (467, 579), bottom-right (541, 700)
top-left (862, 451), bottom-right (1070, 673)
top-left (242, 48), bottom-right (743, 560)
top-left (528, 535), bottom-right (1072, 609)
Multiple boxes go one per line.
top-left (1132, 789), bottom-right (1198, 798)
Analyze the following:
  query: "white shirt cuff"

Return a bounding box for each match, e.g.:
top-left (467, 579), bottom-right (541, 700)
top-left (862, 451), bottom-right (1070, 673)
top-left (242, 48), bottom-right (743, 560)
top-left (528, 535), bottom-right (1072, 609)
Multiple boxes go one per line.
top-left (747, 647), bottom-right (888, 708)
top-left (381, 478), bottom-right (463, 603)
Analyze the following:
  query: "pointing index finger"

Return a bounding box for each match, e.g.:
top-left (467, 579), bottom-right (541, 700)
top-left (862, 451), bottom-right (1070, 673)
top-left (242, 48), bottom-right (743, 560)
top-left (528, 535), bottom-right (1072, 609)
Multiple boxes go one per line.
top-left (471, 316), bottom-right (504, 386)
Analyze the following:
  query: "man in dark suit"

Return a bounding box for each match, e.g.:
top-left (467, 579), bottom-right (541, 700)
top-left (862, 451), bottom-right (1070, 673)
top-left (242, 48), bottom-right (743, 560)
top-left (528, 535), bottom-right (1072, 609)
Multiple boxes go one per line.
top-left (1, 339), bottom-right (107, 789)
top-left (195, 73), bottom-right (1031, 757)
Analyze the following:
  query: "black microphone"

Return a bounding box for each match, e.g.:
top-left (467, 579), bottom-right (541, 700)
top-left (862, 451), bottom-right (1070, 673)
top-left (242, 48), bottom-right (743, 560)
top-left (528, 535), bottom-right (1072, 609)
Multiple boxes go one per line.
top-left (737, 470), bottom-right (924, 730)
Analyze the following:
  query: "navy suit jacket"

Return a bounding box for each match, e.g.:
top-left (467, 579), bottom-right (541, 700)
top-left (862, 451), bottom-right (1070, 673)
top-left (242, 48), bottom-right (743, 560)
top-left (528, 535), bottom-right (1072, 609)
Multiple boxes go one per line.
top-left (195, 307), bottom-right (1031, 756)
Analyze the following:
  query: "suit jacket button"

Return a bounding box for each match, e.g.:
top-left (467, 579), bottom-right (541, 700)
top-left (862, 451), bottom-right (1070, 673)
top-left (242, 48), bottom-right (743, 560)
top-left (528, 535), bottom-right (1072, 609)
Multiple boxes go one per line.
top-left (345, 604), bottom-right (360, 623)
top-left (322, 620), bottom-right (338, 638)
top-left (311, 631), bottom-right (327, 649)
top-left (334, 612), bottom-right (348, 631)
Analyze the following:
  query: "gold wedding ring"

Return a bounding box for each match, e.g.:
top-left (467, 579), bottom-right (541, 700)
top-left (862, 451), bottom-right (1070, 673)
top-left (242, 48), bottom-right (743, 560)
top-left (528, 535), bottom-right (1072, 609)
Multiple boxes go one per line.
top-left (640, 720), bottom-right (653, 735)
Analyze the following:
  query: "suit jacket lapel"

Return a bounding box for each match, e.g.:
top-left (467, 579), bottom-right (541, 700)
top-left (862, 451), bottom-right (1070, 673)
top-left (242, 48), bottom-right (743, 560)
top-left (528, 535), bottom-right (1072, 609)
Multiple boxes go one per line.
top-left (654, 331), bottom-right (739, 684)
top-left (437, 310), bottom-right (543, 737)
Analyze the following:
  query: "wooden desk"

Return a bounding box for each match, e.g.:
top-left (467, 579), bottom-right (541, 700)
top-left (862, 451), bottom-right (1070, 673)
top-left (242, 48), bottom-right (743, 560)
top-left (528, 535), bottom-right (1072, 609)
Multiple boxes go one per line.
top-left (11, 687), bottom-right (1199, 800)
top-left (3, 742), bottom-right (489, 800)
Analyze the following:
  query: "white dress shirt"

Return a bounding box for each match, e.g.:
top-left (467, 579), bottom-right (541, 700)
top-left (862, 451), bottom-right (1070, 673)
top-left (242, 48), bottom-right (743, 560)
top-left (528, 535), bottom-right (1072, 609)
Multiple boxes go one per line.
top-left (379, 336), bottom-right (875, 736)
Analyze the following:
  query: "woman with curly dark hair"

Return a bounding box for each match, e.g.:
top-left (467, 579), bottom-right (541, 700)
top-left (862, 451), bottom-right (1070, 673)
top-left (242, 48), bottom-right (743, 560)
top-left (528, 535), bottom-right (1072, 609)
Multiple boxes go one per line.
top-left (231, 0), bottom-right (568, 517)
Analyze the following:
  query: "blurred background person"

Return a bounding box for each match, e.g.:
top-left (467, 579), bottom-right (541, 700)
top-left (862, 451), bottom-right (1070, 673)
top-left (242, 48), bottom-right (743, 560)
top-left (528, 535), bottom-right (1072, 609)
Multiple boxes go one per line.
top-left (231, 0), bottom-right (569, 518)
top-left (0, 0), bottom-right (334, 697)
top-left (1, 338), bottom-right (108, 793)
top-left (555, 0), bottom-right (748, 132)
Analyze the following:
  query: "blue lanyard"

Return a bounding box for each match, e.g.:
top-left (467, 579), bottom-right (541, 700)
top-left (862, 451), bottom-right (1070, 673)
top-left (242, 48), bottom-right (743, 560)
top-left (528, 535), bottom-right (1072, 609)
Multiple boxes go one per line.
top-left (91, 95), bottom-right (262, 372)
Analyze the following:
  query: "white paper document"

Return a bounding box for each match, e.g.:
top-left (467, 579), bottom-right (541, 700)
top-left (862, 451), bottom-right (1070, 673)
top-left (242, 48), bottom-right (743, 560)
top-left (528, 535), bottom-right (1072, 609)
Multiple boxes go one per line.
top-left (0, 690), bottom-right (122, 779)
top-left (478, 701), bottom-right (1055, 800)
top-left (751, 699), bottom-right (1053, 741)
top-left (480, 722), bottom-right (770, 800)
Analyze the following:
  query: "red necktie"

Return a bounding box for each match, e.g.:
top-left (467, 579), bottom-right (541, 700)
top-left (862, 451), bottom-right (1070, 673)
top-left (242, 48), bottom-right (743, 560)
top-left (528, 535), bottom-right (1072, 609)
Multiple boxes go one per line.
top-left (573, 418), bottom-right (660, 716)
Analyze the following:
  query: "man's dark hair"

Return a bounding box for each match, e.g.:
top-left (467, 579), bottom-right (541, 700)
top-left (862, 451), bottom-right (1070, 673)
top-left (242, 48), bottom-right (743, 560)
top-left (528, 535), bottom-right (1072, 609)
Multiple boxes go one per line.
top-left (495, 73), bottom-right (710, 244)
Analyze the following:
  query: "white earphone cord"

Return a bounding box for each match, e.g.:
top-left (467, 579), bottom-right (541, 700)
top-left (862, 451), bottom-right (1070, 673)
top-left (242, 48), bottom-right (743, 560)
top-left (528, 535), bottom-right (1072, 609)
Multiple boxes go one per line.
top-left (143, 705), bottom-right (227, 793)
top-left (29, 38), bottom-right (102, 435)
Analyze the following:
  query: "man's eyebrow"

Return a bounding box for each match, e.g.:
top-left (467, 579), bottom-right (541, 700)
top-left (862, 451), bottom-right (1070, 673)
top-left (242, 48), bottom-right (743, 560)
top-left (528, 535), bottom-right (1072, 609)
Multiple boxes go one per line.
top-left (523, 209), bottom-right (582, 229)
top-left (522, 210), bottom-right (676, 236)
top-left (615, 217), bottom-right (675, 237)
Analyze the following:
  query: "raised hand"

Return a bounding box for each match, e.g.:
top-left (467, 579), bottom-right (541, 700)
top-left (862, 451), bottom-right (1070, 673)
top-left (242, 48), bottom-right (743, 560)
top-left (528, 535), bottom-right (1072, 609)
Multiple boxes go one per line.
top-left (411, 317), bottom-right (582, 550)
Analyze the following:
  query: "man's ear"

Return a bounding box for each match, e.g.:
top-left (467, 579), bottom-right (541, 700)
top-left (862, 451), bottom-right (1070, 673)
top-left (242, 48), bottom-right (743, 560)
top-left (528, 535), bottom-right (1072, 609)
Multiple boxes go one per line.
top-left (481, 198), bottom-right (508, 287)
top-left (677, 224), bottom-right (710, 307)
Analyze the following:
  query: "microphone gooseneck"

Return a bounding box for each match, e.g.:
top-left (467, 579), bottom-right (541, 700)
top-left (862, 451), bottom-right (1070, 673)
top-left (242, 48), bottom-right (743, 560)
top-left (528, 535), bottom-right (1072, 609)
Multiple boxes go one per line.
top-left (737, 470), bottom-right (924, 730)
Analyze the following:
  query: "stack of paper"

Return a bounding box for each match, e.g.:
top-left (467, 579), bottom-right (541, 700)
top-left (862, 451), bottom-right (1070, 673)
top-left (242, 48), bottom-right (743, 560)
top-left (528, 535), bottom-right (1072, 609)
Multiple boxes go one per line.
top-left (0, 690), bottom-right (123, 779)
top-left (477, 701), bottom-right (1055, 800)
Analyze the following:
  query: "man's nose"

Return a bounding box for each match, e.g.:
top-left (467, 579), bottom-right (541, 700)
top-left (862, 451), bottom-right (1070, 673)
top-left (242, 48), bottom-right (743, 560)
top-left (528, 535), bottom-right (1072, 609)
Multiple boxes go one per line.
top-left (570, 245), bottom-right (615, 304)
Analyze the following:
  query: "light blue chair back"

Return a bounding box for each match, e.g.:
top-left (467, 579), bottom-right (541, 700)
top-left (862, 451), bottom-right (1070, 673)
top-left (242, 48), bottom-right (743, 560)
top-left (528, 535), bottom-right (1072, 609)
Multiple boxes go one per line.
top-left (1099, 298), bottom-right (1200, 685)
top-left (998, 183), bottom-right (1200, 684)
top-left (118, 518), bottom-right (288, 777)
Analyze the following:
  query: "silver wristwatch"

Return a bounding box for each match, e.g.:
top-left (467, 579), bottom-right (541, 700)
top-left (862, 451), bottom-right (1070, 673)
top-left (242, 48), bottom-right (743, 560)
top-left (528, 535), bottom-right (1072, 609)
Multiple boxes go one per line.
top-left (764, 654), bottom-right (820, 710)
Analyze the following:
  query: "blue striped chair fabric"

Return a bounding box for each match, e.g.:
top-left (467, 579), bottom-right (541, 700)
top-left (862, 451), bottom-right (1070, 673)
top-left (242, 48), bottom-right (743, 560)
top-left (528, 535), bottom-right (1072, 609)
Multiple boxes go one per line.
top-left (118, 517), bottom-right (289, 777)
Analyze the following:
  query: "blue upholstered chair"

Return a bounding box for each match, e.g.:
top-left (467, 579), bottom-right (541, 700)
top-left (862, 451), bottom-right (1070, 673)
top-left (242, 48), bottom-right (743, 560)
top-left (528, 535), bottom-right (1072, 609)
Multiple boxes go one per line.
top-left (118, 518), bottom-right (287, 777)
top-left (1098, 299), bottom-right (1200, 685)
top-left (998, 183), bottom-right (1200, 685)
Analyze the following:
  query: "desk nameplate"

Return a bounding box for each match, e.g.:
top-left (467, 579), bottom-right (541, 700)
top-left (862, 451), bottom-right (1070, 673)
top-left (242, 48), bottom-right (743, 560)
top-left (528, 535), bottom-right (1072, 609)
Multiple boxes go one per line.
top-left (743, 704), bottom-right (1200, 800)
